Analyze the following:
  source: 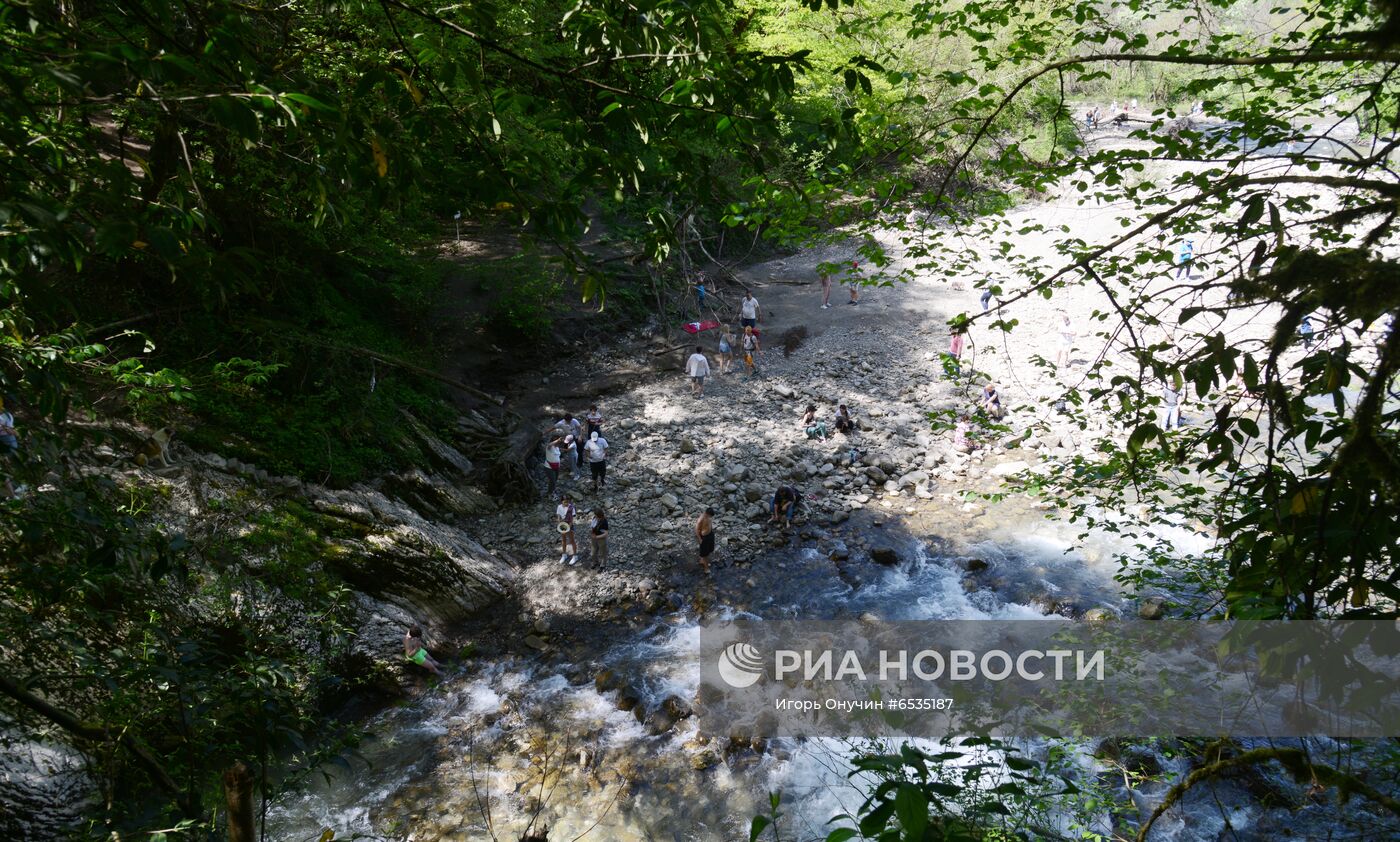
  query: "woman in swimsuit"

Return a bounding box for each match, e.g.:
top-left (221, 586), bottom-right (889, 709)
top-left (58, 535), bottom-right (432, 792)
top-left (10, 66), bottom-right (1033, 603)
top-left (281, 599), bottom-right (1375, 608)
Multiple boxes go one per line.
top-left (403, 625), bottom-right (442, 676)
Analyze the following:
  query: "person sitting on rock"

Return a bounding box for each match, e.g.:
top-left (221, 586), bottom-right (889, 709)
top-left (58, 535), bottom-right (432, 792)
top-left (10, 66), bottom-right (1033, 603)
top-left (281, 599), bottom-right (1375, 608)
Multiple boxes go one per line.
top-left (802, 404), bottom-right (829, 441)
top-left (953, 414), bottom-right (978, 453)
top-left (403, 625), bottom-right (442, 676)
top-left (769, 485), bottom-right (802, 528)
top-left (981, 383), bottom-right (1005, 420)
top-left (834, 403), bottom-right (855, 436)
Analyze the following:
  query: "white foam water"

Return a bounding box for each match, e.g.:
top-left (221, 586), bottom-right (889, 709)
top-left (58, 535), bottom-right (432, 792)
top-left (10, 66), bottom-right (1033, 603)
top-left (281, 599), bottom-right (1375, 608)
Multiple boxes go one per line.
top-left (267, 511), bottom-right (1348, 841)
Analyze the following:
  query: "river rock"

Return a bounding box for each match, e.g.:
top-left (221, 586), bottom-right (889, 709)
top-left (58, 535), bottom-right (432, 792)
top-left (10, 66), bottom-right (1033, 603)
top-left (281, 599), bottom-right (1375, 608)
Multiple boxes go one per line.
top-left (957, 557), bottom-right (990, 572)
top-left (1138, 597), bottom-right (1168, 620)
top-left (897, 470), bottom-right (928, 489)
top-left (870, 546), bottom-right (899, 565)
top-left (990, 460), bottom-right (1030, 477)
top-left (616, 687), bottom-right (641, 712)
top-left (1082, 607), bottom-right (1115, 624)
top-left (864, 466), bottom-right (888, 483)
top-left (679, 438), bottom-right (698, 454)
top-left (662, 695), bottom-right (693, 721)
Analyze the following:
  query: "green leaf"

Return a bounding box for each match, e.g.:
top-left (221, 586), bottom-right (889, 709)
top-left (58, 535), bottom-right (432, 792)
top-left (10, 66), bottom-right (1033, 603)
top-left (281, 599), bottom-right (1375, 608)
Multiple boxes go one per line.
top-left (749, 815), bottom-right (771, 842)
top-left (281, 92), bottom-right (337, 113)
top-left (1128, 422), bottom-right (1161, 456)
top-left (894, 783), bottom-right (928, 838)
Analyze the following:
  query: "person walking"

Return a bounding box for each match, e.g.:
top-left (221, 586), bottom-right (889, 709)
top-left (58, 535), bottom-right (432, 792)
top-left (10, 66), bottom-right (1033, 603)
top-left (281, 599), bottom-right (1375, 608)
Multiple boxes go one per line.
top-left (847, 260), bottom-right (861, 305)
top-left (696, 507), bottom-right (716, 573)
top-left (557, 493), bottom-right (578, 564)
top-left (717, 324), bottom-right (736, 375)
top-left (739, 290), bottom-right (760, 329)
top-left (980, 288), bottom-right (994, 311)
top-left (1299, 315), bottom-right (1316, 350)
top-left (948, 327), bottom-right (967, 379)
top-left (741, 325), bottom-right (761, 376)
top-left (544, 435), bottom-right (563, 497)
top-left (585, 404), bottom-right (604, 438)
top-left (686, 346), bottom-right (711, 396)
top-left (1163, 383), bottom-right (1182, 430)
top-left (1176, 239), bottom-right (1194, 278)
top-left (819, 265), bottom-right (833, 309)
top-left (585, 431), bottom-right (609, 492)
top-left (1054, 310), bottom-right (1075, 369)
top-left (589, 507), bottom-right (609, 569)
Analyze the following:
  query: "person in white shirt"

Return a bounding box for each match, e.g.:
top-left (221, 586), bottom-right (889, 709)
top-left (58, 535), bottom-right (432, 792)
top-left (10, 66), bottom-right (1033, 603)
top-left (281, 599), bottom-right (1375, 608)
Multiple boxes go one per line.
top-left (739, 291), bottom-right (760, 329)
top-left (686, 346), bottom-right (712, 396)
top-left (544, 436), bottom-right (562, 497)
top-left (556, 493), bottom-right (577, 564)
top-left (584, 431), bottom-right (609, 491)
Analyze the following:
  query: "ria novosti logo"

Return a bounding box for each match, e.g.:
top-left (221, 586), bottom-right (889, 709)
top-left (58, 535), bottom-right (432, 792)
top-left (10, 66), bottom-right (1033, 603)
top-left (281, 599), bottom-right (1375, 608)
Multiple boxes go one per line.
top-left (717, 641), bottom-right (764, 688)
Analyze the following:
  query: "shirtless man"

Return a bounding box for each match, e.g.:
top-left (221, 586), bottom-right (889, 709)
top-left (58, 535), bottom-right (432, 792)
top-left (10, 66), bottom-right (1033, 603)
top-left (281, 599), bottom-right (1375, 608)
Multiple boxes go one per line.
top-left (696, 507), bottom-right (716, 573)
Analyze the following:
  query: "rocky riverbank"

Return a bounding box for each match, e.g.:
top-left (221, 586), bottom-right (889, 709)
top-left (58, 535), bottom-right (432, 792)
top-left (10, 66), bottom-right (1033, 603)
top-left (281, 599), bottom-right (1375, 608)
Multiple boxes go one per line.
top-left (467, 235), bottom-right (1152, 629)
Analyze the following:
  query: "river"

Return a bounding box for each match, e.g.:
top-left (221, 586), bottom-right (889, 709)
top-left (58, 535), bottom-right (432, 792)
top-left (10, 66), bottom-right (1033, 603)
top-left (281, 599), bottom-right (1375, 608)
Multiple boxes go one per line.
top-left (267, 496), bottom-right (1345, 842)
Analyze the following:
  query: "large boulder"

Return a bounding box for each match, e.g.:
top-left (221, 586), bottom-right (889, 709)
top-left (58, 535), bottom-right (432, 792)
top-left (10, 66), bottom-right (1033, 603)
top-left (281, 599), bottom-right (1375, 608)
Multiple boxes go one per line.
top-left (0, 731), bottom-right (95, 841)
top-left (309, 484), bottom-right (518, 647)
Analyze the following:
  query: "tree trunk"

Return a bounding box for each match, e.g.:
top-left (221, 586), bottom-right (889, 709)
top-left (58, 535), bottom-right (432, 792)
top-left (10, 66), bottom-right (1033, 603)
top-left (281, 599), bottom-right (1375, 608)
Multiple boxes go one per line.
top-left (224, 761), bottom-right (256, 842)
top-left (487, 423), bottom-right (541, 504)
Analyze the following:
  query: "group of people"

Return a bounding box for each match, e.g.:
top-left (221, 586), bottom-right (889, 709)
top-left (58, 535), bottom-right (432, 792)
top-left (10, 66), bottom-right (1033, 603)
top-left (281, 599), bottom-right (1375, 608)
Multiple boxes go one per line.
top-left (544, 407), bottom-right (610, 496)
top-left (554, 492), bottom-right (609, 567)
top-left (685, 291), bottom-right (766, 395)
